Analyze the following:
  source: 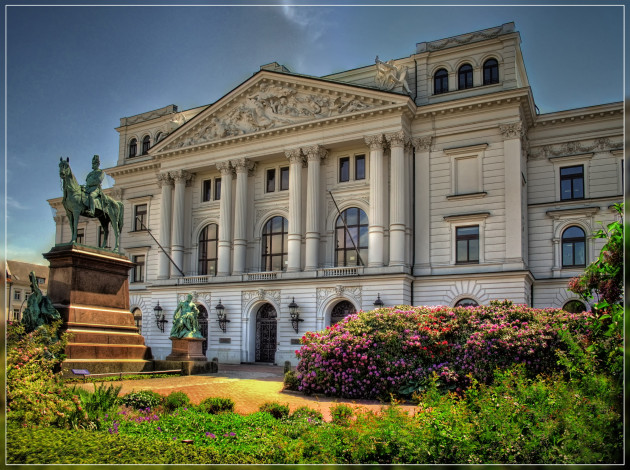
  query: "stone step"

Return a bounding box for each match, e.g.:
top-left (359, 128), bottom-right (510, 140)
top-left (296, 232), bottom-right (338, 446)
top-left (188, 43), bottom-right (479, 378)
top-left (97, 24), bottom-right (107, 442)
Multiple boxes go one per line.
top-left (66, 329), bottom-right (147, 346)
top-left (65, 343), bottom-right (152, 360)
top-left (58, 304), bottom-right (137, 328)
top-left (62, 358), bottom-right (154, 376)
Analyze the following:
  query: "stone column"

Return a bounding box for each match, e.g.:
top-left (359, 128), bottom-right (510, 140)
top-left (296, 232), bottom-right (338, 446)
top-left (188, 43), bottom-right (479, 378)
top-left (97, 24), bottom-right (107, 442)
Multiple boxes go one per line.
top-left (499, 122), bottom-right (525, 267)
top-left (285, 148), bottom-right (304, 272)
top-left (216, 161), bottom-right (234, 276)
top-left (364, 134), bottom-right (385, 267)
top-left (157, 172), bottom-right (174, 279)
top-left (303, 144), bottom-right (327, 271)
top-left (231, 157), bottom-right (255, 275)
top-left (413, 136), bottom-right (432, 274)
top-left (386, 131), bottom-right (409, 267)
top-left (170, 170), bottom-right (192, 277)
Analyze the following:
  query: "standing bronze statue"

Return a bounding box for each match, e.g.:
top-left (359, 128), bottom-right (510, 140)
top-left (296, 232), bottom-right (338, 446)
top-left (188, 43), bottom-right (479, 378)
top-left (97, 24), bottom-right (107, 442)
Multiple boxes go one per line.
top-left (58, 156), bottom-right (125, 252)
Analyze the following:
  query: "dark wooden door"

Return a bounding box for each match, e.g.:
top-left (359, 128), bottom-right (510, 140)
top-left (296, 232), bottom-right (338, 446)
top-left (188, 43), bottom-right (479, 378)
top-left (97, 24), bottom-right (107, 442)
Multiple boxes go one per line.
top-left (255, 304), bottom-right (277, 363)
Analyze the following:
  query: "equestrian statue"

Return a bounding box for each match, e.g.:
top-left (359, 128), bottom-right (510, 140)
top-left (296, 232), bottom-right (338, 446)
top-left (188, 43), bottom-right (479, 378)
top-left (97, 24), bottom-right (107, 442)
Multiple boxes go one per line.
top-left (58, 155), bottom-right (124, 252)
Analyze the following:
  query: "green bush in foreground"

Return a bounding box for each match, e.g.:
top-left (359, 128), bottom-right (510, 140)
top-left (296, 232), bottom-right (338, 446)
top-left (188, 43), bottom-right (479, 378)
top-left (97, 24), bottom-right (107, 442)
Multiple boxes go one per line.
top-left (119, 390), bottom-right (163, 410)
top-left (164, 391), bottom-right (190, 411)
top-left (329, 403), bottom-right (354, 426)
top-left (258, 401), bottom-right (290, 420)
top-left (197, 397), bottom-right (235, 414)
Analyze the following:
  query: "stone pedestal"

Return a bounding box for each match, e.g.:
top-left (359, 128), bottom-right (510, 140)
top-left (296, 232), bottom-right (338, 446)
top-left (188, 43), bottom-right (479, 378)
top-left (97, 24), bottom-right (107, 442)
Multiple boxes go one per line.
top-left (166, 337), bottom-right (208, 361)
top-left (43, 244), bottom-right (152, 375)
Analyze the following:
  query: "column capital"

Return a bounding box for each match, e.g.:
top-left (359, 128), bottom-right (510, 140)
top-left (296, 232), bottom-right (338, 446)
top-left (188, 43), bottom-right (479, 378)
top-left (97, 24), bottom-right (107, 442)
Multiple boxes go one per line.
top-left (499, 121), bottom-right (525, 139)
top-left (157, 172), bottom-right (173, 187)
top-left (364, 134), bottom-right (384, 150)
top-left (302, 144), bottom-right (328, 162)
top-left (231, 157), bottom-right (256, 175)
top-left (412, 136), bottom-right (433, 152)
top-left (169, 169), bottom-right (193, 186)
top-left (385, 130), bottom-right (410, 148)
top-left (216, 161), bottom-right (233, 176)
top-left (285, 148), bottom-right (304, 164)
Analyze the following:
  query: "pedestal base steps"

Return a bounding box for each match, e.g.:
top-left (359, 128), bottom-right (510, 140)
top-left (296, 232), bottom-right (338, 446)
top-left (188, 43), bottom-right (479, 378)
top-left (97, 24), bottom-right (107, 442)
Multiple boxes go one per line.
top-left (44, 244), bottom-right (153, 377)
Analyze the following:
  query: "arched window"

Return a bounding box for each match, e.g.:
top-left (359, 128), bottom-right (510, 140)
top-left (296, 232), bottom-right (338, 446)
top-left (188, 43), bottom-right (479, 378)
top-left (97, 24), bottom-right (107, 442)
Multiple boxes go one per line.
top-left (483, 58), bottom-right (499, 85)
top-left (563, 300), bottom-right (587, 313)
top-left (198, 224), bottom-right (218, 275)
top-left (458, 64), bottom-right (473, 89)
top-left (142, 135), bottom-right (151, 155)
top-left (335, 207), bottom-right (368, 267)
top-left (434, 68), bottom-right (449, 94)
top-left (562, 226), bottom-right (586, 267)
top-left (132, 308), bottom-right (142, 335)
top-left (330, 300), bottom-right (356, 326)
top-left (129, 138), bottom-right (137, 158)
top-left (454, 298), bottom-right (478, 307)
top-left (261, 216), bottom-right (288, 271)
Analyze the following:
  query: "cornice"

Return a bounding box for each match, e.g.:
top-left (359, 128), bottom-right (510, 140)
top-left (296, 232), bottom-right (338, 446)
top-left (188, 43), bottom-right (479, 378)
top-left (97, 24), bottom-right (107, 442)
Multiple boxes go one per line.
top-left (532, 102), bottom-right (623, 129)
top-left (106, 161), bottom-right (160, 178)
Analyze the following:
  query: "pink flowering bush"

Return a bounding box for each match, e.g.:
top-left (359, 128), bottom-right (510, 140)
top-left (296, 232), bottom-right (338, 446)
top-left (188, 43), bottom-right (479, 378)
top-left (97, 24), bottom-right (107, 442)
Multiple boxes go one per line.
top-left (295, 301), bottom-right (594, 399)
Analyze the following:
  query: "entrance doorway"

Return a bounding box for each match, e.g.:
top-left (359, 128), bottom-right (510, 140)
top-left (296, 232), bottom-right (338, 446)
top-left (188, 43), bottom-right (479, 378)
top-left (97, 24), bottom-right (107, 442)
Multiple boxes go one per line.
top-left (255, 303), bottom-right (277, 363)
top-left (330, 300), bottom-right (356, 326)
top-left (197, 304), bottom-right (208, 356)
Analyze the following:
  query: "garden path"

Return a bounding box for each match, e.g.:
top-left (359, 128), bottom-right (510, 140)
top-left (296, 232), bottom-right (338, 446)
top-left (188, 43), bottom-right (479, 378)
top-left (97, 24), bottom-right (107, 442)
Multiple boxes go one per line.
top-left (74, 363), bottom-right (417, 421)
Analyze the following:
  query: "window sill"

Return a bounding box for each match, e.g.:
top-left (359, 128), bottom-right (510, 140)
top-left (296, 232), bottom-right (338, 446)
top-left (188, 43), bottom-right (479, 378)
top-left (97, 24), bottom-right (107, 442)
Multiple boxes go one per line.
top-left (446, 192), bottom-right (487, 201)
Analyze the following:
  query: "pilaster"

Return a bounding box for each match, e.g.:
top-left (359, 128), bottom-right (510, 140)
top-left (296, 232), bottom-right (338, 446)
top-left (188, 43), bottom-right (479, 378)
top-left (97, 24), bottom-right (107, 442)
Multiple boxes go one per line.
top-left (413, 136), bottom-right (433, 274)
top-left (169, 170), bottom-right (192, 277)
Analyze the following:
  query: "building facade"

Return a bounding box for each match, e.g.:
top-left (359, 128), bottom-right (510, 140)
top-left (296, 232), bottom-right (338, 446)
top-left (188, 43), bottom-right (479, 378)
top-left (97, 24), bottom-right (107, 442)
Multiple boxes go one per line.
top-left (49, 23), bottom-right (623, 364)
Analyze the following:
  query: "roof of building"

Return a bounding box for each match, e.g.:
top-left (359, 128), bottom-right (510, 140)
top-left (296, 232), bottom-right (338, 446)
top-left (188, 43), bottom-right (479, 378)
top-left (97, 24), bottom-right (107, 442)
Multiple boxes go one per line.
top-left (6, 260), bottom-right (49, 285)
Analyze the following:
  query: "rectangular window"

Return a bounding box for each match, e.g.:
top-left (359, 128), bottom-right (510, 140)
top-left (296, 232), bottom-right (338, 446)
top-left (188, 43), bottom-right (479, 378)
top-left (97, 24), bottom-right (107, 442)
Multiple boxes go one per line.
top-left (560, 165), bottom-right (584, 201)
top-left (98, 226), bottom-right (104, 247)
top-left (266, 169), bottom-right (276, 193)
top-left (214, 178), bottom-right (222, 201)
top-left (132, 255), bottom-right (145, 283)
top-left (280, 167), bottom-right (290, 191)
top-left (76, 228), bottom-right (85, 244)
top-left (202, 179), bottom-right (212, 202)
top-left (13, 309), bottom-right (20, 321)
top-left (339, 157), bottom-right (350, 182)
top-left (36, 277), bottom-right (45, 285)
top-left (355, 154), bottom-right (366, 180)
top-left (14, 290), bottom-right (21, 301)
top-left (134, 204), bottom-right (148, 231)
top-left (456, 226), bottom-right (479, 264)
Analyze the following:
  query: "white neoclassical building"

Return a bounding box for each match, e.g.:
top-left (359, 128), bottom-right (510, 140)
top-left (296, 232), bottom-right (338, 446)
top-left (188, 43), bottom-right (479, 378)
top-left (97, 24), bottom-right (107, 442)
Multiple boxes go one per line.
top-left (49, 23), bottom-right (623, 364)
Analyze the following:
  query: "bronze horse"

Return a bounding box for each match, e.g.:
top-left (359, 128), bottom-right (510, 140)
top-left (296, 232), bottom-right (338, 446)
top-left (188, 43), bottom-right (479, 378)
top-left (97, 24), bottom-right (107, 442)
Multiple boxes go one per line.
top-left (58, 157), bottom-right (124, 252)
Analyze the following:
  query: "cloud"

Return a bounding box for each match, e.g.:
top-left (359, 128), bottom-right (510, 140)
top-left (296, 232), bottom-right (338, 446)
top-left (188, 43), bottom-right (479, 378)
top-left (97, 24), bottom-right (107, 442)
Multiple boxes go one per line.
top-left (280, 2), bottom-right (330, 43)
top-left (5, 196), bottom-right (29, 211)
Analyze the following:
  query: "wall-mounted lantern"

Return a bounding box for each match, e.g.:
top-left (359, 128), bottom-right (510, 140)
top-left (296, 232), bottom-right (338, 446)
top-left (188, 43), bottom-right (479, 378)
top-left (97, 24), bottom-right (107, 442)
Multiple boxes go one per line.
top-left (288, 297), bottom-right (303, 333)
top-left (215, 299), bottom-right (230, 333)
top-left (154, 301), bottom-right (168, 333)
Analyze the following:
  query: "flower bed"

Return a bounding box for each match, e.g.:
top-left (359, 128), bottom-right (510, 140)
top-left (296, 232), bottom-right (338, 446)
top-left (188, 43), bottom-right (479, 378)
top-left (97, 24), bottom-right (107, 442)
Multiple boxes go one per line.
top-left (295, 302), bottom-right (594, 399)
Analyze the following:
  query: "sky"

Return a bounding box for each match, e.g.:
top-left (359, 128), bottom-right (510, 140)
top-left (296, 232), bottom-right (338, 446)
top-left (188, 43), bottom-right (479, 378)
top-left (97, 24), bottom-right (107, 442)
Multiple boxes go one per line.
top-left (2, 1), bottom-right (626, 266)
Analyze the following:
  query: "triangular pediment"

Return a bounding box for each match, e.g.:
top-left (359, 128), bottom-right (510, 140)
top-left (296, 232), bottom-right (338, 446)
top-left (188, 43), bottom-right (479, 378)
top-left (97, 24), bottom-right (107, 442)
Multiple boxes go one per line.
top-left (153, 70), bottom-right (411, 154)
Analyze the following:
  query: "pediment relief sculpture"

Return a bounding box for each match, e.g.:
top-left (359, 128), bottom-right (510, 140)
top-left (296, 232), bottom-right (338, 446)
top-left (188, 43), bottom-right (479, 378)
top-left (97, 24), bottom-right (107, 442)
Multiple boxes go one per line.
top-left (163, 83), bottom-right (384, 151)
top-left (374, 56), bottom-right (412, 94)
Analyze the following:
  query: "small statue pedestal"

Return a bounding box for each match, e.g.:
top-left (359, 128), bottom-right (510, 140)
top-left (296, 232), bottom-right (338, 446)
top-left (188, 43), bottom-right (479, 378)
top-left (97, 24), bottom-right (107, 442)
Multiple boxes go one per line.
top-left (166, 337), bottom-right (207, 361)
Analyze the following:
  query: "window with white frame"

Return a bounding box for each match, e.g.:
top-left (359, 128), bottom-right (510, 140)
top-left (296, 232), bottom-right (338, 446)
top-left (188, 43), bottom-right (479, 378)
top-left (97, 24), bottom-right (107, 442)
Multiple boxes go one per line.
top-left (76, 228), bottom-right (85, 244)
top-left (265, 166), bottom-right (290, 193)
top-left (134, 204), bottom-right (148, 231)
top-left (444, 212), bottom-right (489, 265)
top-left (132, 254), bottom-right (146, 283)
top-left (444, 144), bottom-right (487, 197)
top-left (337, 154), bottom-right (367, 183)
top-left (549, 153), bottom-right (592, 202)
top-left (14, 290), bottom-right (21, 301)
top-left (202, 179), bottom-right (212, 202)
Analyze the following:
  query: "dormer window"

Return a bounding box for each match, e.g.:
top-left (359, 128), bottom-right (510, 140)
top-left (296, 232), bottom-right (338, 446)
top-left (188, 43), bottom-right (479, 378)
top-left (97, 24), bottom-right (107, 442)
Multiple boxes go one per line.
top-left (434, 68), bottom-right (449, 94)
top-left (142, 135), bottom-right (150, 155)
top-left (483, 58), bottom-right (499, 85)
top-left (458, 64), bottom-right (473, 90)
top-left (129, 139), bottom-right (137, 158)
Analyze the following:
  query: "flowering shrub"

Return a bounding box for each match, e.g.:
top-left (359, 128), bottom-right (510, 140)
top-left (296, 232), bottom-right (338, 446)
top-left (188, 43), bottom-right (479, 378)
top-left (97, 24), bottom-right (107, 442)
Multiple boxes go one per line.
top-left (295, 302), bottom-right (594, 399)
top-left (6, 320), bottom-right (82, 428)
top-left (119, 390), bottom-right (163, 410)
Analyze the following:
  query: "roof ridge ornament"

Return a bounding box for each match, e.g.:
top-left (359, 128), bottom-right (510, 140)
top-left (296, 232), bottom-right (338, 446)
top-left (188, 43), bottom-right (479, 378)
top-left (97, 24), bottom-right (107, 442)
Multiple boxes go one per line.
top-left (375, 56), bottom-right (412, 95)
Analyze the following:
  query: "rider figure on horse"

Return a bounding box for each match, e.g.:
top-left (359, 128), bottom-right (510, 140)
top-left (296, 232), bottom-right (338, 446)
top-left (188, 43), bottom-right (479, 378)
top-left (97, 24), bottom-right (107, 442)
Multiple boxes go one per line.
top-left (85, 155), bottom-right (104, 217)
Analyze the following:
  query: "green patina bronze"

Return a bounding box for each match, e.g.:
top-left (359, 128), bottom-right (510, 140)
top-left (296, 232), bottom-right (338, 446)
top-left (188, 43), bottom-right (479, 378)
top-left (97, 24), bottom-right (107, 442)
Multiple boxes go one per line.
top-left (170, 294), bottom-right (204, 339)
top-left (21, 271), bottom-right (61, 333)
top-left (58, 156), bottom-right (125, 252)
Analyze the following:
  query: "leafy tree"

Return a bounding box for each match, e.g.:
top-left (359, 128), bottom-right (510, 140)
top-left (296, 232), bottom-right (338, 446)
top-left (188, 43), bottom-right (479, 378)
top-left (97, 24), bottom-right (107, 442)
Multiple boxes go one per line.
top-left (568, 203), bottom-right (624, 380)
